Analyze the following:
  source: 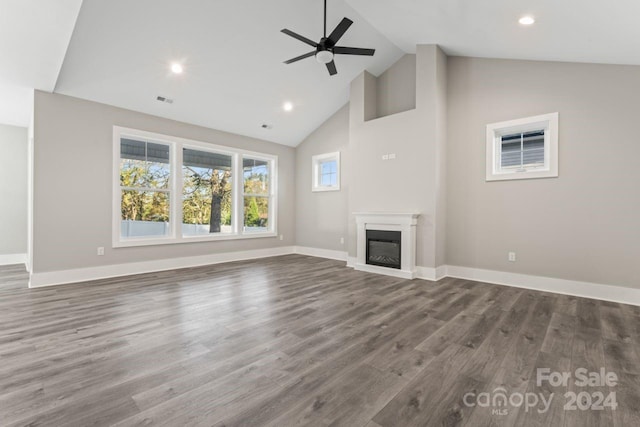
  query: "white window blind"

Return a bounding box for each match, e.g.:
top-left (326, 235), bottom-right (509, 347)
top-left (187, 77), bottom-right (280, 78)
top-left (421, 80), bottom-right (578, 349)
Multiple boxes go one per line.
top-left (500, 130), bottom-right (545, 169)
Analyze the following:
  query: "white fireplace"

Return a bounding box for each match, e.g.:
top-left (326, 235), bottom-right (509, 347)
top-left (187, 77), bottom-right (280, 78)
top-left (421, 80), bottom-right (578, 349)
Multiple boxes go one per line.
top-left (354, 212), bottom-right (420, 279)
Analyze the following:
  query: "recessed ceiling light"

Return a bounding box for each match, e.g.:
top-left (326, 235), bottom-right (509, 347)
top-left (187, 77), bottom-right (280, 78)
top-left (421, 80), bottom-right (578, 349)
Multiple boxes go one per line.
top-left (171, 63), bottom-right (183, 74)
top-left (519, 16), bottom-right (535, 25)
top-left (283, 102), bottom-right (293, 112)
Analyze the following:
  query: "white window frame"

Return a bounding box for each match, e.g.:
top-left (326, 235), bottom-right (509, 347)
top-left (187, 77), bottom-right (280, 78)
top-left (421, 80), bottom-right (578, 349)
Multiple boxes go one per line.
top-left (241, 153), bottom-right (278, 234)
top-left (113, 126), bottom-right (277, 248)
top-left (311, 151), bottom-right (340, 192)
top-left (486, 112), bottom-right (558, 181)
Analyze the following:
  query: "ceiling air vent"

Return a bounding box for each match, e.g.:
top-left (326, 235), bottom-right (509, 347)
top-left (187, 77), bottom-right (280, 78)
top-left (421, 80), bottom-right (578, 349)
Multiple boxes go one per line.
top-left (156, 96), bottom-right (174, 104)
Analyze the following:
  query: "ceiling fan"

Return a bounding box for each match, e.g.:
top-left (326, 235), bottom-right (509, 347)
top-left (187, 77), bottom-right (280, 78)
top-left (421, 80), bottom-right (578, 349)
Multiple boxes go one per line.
top-left (281, 0), bottom-right (375, 76)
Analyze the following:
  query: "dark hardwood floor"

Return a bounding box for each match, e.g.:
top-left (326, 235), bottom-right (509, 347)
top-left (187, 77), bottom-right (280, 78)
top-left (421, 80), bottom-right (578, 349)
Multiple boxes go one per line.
top-left (0, 255), bottom-right (639, 426)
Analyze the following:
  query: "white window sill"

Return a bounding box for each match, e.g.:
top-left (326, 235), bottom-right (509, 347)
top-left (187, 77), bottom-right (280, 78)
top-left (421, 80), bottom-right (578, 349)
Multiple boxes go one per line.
top-left (312, 186), bottom-right (341, 192)
top-left (486, 169), bottom-right (558, 182)
top-left (113, 231), bottom-right (278, 248)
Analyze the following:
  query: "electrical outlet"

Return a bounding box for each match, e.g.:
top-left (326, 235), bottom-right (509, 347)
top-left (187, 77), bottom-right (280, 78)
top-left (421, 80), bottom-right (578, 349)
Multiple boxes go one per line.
top-left (382, 154), bottom-right (389, 160)
top-left (508, 252), bottom-right (516, 262)
top-left (340, 237), bottom-right (344, 245)
top-left (389, 153), bottom-right (396, 159)
top-left (279, 234), bottom-right (284, 241)
top-left (97, 247), bottom-right (105, 256)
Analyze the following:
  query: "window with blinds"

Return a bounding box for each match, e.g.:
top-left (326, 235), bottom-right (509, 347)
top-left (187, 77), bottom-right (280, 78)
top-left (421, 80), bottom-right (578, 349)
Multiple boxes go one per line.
top-left (500, 130), bottom-right (545, 170)
top-left (486, 112), bottom-right (558, 181)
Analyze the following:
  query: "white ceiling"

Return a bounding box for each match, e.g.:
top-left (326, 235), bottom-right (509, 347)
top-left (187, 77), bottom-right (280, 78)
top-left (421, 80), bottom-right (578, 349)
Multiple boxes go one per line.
top-left (54, 0), bottom-right (404, 146)
top-left (0, 0), bottom-right (82, 127)
top-left (5, 0), bottom-right (640, 143)
top-left (347, 0), bottom-right (640, 65)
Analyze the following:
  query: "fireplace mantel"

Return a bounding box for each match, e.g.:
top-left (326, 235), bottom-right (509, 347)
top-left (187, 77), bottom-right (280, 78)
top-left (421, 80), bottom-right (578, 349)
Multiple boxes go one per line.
top-left (354, 212), bottom-right (420, 279)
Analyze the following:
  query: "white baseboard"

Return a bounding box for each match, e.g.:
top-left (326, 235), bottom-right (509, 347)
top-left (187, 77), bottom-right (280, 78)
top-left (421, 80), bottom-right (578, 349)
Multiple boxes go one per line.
top-left (416, 265), bottom-right (448, 281)
top-left (0, 253), bottom-right (27, 266)
top-left (416, 266), bottom-right (436, 281)
top-left (294, 246), bottom-right (347, 261)
top-left (26, 244), bottom-right (640, 307)
top-left (344, 252), bottom-right (640, 306)
top-left (446, 265), bottom-right (640, 307)
top-left (435, 265), bottom-right (448, 281)
top-left (29, 246), bottom-right (295, 288)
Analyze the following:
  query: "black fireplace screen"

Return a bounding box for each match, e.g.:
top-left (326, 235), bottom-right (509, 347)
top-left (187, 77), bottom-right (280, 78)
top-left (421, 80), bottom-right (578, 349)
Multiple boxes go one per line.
top-left (366, 230), bottom-right (401, 269)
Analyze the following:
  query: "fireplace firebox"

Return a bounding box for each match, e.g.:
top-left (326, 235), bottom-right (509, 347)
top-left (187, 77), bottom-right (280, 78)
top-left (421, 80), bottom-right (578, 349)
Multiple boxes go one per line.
top-left (366, 230), bottom-right (401, 269)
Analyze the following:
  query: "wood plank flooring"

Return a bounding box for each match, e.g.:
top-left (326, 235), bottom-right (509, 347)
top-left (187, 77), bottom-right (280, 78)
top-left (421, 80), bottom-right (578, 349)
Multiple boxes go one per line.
top-left (0, 256), bottom-right (639, 426)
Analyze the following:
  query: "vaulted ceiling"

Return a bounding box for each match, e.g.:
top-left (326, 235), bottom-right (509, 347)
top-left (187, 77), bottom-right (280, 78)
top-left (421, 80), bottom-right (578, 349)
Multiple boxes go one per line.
top-left (0, 0), bottom-right (82, 127)
top-left (3, 0), bottom-right (640, 145)
top-left (346, 0), bottom-right (640, 65)
top-left (54, 0), bottom-right (403, 147)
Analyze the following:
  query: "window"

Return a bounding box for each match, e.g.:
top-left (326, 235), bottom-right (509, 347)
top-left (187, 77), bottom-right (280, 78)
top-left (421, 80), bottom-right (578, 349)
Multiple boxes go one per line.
top-left (486, 112), bottom-right (558, 181)
top-left (119, 137), bottom-right (172, 239)
top-left (243, 157), bottom-right (272, 232)
top-left (113, 127), bottom-right (277, 247)
top-left (311, 151), bottom-right (340, 191)
top-left (182, 148), bottom-right (233, 236)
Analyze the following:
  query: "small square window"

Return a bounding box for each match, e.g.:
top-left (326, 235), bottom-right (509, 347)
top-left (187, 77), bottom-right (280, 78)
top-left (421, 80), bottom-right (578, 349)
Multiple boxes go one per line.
top-left (312, 152), bottom-right (340, 192)
top-left (486, 112), bottom-right (558, 181)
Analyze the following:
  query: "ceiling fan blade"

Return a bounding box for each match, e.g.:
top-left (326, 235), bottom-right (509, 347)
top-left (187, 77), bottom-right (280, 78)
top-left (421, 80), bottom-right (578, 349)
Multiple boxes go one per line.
top-left (326, 60), bottom-right (337, 76)
top-left (333, 46), bottom-right (375, 56)
top-left (327, 18), bottom-right (353, 44)
top-left (284, 51), bottom-right (316, 64)
top-left (281, 29), bottom-right (318, 47)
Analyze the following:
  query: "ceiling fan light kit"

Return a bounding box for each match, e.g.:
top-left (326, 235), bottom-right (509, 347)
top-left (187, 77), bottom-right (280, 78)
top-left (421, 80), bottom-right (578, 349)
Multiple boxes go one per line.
top-left (281, 0), bottom-right (375, 76)
top-left (316, 50), bottom-right (334, 64)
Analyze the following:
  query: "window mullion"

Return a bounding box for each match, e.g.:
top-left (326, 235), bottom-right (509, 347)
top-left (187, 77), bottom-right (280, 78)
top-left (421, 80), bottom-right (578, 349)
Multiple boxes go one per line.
top-left (496, 136), bottom-right (502, 173)
top-left (173, 143), bottom-right (183, 240)
top-left (520, 133), bottom-right (524, 169)
top-left (270, 159), bottom-right (275, 234)
top-left (234, 153), bottom-right (243, 235)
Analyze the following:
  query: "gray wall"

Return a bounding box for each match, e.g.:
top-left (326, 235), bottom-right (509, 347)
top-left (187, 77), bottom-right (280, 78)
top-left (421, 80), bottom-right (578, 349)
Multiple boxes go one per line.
top-left (32, 91), bottom-right (295, 273)
top-left (348, 46), bottom-right (447, 269)
top-left (375, 54), bottom-right (416, 119)
top-left (30, 53), bottom-right (640, 289)
top-left (447, 57), bottom-right (640, 288)
top-left (295, 105), bottom-right (349, 251)
top-left (434, 49), bottom-right (447, 268)
top-left (0, 124), bottom-right (28, 255)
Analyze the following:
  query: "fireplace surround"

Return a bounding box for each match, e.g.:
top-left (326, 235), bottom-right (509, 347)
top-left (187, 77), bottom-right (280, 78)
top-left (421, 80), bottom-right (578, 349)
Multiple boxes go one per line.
top-left (354, 212), bottom-right (419, 279)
